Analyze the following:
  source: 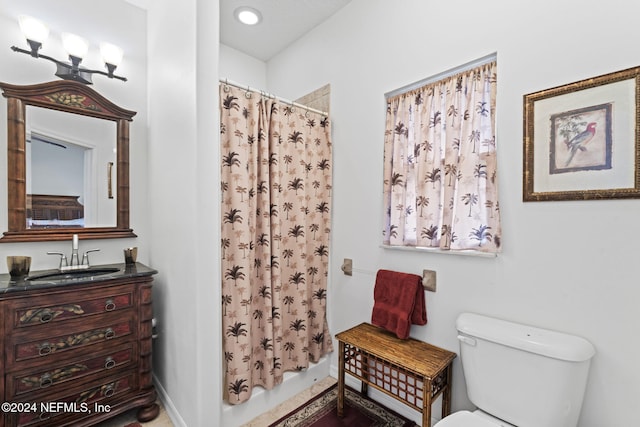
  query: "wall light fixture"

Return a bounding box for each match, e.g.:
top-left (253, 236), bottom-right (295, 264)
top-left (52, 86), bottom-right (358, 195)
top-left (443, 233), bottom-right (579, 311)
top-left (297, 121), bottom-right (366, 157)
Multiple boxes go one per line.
top-left (11, 15), bottom-right (127, 84)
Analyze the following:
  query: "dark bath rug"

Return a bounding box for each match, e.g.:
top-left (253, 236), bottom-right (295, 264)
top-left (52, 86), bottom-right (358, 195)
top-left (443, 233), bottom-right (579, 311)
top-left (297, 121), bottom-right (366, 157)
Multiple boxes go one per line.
top-left (268, 383), bottom-right (416, 427)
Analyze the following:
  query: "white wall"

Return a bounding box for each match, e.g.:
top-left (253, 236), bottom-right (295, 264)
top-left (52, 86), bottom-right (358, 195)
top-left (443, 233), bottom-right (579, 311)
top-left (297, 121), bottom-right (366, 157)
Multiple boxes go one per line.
top-left (30, 139), bottom-right (84, 198)
top-left (265, 1), bottom-right (640, 426)
top-left (0, 0), bottom-right (148, 269)
top-left (145, 0), bottom-right (220, 426)
top-left (219, 43), bottom-right (267, 89)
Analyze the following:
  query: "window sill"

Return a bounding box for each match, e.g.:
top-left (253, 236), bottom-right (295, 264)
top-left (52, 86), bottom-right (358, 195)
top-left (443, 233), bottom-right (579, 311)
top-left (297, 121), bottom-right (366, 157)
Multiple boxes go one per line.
top-left (380, 245), bottom-right (497, 258)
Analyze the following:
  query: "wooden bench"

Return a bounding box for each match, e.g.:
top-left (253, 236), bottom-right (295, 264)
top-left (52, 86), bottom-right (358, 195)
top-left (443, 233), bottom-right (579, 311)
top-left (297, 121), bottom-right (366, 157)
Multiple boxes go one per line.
top-left (336, 322), bottom-right (456, 427)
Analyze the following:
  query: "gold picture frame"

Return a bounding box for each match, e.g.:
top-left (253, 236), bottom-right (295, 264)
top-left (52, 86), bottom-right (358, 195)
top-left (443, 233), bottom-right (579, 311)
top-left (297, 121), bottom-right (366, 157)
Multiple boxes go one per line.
top-left (523, 66), bottom-right (640, 201)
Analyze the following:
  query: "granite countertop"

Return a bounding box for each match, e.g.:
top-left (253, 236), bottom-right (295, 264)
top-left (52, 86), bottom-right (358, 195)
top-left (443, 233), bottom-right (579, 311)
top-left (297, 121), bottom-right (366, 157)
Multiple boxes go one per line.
top-left (0, 262), bottom-right (158, 294)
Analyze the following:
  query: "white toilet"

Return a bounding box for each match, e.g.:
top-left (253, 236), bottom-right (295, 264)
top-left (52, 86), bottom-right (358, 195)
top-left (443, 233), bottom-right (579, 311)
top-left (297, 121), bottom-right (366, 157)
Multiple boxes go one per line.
top-left (435, 313), bottom-right (595, 427)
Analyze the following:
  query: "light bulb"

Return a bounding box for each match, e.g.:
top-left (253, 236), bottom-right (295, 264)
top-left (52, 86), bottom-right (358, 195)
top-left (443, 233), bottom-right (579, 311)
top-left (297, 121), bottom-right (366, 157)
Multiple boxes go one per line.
top-left (18, 15), bottom-right (49, 43)
top-left (100, 42), bottom-right (123, 66)
top-left (234, 7), bottom-right (262, 25)
top-left (62, 33), bottom-right (88, 59)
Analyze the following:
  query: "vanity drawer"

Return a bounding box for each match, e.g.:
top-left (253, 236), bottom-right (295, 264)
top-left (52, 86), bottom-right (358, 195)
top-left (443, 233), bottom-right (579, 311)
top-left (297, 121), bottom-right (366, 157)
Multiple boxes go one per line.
top-left (8, 316), bottom-right (134, 367)
top-left (6, 344), bottom-right (135, 399)
top-left (9, 285), bottom-right (134, 330)
top-left (12, 371), bottom-right (135, 427)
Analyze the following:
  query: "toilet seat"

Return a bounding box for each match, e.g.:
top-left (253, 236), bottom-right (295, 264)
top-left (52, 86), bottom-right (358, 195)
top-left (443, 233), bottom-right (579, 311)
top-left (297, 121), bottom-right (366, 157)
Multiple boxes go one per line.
top-left (435, 410), bottom-right (513, 427)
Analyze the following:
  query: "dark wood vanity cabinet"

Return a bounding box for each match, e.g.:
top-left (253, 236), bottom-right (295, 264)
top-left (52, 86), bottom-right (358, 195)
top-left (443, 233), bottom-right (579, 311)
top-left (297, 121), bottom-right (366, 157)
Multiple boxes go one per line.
top-left (0, 267), bottom-right (158, 427)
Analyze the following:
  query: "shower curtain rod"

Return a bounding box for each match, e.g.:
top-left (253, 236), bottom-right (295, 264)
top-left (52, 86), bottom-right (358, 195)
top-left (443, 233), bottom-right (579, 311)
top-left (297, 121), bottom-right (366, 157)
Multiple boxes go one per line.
top-left (219, 78), bottom-right (329, 117)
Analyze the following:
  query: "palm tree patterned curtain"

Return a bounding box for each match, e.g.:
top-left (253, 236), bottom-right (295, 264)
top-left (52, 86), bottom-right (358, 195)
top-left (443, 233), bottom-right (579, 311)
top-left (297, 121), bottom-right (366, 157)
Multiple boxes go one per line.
top-left (382, 61), bottom-right (501, 252)
top-left (220, 84), bottom-right (333, 404)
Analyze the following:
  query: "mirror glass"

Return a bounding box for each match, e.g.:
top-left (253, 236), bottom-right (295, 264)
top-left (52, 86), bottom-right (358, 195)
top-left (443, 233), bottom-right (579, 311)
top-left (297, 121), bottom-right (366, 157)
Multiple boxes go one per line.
top-left (0, 80), bottom-right (136, 242)
top-left (26, 107), bottom-right (117, 229)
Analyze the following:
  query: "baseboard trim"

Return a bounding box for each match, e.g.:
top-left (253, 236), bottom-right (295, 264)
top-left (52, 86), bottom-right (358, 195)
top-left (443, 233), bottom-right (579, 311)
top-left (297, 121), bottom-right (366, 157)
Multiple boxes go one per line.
top-left (153, 374), bottom-right (188, 427)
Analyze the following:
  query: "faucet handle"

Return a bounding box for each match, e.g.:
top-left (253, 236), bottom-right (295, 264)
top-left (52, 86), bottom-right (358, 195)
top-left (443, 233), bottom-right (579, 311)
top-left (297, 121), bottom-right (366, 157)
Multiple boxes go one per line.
top-left (82, 249), bottom-right (100, 267)
top-left (47, 252), bottom-right (68, 268)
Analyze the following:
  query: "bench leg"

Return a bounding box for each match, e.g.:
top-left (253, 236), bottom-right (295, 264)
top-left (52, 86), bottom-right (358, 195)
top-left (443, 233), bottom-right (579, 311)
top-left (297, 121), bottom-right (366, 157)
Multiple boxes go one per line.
top-left (441, 365), bottom-right (453, 419)
top-left (422, 380), bottom-right (432, 427)
top-left (337, 341), bottom-right (345, 418)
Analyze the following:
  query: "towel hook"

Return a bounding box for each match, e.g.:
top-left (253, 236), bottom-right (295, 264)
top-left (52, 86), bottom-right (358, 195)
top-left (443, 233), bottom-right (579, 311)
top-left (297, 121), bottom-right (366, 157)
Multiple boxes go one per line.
top-left (422, 269), bottom-right (437, 292)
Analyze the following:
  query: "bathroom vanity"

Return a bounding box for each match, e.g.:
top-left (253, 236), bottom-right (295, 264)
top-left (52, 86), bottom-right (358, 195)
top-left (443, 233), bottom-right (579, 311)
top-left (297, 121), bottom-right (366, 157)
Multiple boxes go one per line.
top-left (0, 263), bottom-right (158, 427)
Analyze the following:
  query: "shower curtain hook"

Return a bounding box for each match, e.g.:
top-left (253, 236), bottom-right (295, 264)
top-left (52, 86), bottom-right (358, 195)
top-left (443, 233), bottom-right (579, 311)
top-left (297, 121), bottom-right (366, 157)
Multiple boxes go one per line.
top-left (245, 86), bottom-right (252, 99)
top-left (304, 106), bottom-right (310, 119)
top-left (290, 101), bottom-right (295, 114)
top-left (223, 78), bottom-right (230, 93)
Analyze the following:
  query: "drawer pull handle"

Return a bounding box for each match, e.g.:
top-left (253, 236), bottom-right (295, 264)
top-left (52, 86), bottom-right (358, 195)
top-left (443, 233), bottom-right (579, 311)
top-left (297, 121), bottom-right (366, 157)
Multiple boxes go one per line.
top-left (38, 342), bottom-right (53, 356)
top-left (105, 357), bottom-right (116, 369)
top-left (39, 373), bottom-right (53, 388)
top-left (105, 299), bottom-right (116, 311)
top-left (40, 309), bottom-right (53, 323)
top-left (103, 384), bottom-right (115, 397)
top-left (105, 328), bottom-right (116, 340)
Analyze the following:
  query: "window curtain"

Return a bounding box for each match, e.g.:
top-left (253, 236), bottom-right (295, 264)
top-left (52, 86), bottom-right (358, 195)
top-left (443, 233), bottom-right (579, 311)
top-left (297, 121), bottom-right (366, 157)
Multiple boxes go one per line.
top-left (382, 61), bottom-right (501, 252)
top-left (220, 84), bottom-right (333, 404)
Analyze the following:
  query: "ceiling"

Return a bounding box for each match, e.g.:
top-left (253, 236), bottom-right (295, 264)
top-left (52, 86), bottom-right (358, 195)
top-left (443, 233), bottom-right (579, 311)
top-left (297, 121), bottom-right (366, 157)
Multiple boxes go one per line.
top-left (123, 0), bottom-right (351, 62)
top-left (219, 0), bottom-right (352, 61)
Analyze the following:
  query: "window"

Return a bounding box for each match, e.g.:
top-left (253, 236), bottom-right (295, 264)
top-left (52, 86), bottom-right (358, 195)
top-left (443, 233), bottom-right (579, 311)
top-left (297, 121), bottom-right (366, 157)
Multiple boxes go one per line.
top-left (382, 56), bottom-right (501, 253)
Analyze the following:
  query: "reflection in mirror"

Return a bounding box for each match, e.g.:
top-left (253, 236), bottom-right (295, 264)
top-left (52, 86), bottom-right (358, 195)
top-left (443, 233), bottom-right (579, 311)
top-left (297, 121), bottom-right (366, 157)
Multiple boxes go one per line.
top-left (0, 80), bottom-right (136, 242)
top-left (28, 133), bottom-right (87, 228)
top-left (26, 107), bottom-right (117, 229)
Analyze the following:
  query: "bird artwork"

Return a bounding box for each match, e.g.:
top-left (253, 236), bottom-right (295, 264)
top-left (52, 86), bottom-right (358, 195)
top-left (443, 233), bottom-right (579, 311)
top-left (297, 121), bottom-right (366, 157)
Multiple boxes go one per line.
top-left (564, 122), bottom-right (597, 167)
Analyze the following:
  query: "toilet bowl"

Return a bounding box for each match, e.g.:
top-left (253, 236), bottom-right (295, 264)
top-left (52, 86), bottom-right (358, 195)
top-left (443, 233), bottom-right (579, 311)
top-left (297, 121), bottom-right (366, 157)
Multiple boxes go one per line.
top-left (436, 410), bottom-right (515, 427)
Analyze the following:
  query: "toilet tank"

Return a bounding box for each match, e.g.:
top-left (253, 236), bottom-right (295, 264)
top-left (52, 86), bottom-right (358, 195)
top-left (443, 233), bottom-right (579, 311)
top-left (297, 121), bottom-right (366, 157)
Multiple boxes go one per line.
top-left (456, 313), bottom-right (595, 427)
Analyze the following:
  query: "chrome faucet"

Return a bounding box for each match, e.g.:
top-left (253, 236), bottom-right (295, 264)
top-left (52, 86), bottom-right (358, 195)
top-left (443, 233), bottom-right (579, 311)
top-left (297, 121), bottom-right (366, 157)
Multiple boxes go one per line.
top-left (70, 234), bottom-right (80, 267)
top-left (47, 251), bottom-right (68, 269)
top-left (47, 234), bottom-right (100, 271)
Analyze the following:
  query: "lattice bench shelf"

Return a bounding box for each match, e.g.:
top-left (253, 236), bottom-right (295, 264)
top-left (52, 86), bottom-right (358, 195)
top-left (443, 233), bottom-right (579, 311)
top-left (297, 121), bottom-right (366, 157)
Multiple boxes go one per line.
top-left (336, 323), bottom-right (456, 427)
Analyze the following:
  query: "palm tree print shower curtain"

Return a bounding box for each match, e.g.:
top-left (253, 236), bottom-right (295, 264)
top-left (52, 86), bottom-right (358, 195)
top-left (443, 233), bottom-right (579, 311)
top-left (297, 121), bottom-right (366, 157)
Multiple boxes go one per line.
top-left (220, 84), bottom-right (333, 404)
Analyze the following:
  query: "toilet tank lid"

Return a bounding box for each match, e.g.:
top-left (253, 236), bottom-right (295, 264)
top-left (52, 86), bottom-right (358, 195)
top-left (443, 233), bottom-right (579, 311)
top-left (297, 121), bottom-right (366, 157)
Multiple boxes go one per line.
top-left (457, 313), bottom-right (596, 362)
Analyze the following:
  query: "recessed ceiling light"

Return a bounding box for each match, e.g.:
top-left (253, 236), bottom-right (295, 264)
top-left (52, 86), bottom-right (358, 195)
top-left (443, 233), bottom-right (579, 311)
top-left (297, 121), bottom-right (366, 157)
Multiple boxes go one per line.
top-left (234, 6), bottom-right (262, 25)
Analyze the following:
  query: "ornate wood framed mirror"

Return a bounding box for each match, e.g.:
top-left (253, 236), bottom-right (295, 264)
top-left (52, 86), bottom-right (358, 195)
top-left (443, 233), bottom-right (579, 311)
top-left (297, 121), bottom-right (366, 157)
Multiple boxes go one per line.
top-left (0, 80), bottom-right (136, 242)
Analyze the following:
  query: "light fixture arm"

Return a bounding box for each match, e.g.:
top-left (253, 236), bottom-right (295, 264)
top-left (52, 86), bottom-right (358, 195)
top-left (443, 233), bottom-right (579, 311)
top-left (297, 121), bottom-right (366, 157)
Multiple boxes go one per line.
top-left (25, 40), bottom-right (42, 57)
top-left (69, 54), bottom-right (82, 72)
top-left (10, 45), bottom-right (127, 84)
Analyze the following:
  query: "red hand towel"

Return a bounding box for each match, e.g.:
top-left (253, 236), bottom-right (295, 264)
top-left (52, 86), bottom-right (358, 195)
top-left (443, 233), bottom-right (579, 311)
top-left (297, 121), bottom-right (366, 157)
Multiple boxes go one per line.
top-left (371, 269), bottom-right (427, 339)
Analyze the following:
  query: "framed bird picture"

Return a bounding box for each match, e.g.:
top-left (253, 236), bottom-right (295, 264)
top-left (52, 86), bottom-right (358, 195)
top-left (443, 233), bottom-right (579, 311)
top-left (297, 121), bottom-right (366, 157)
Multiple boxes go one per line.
top-left (523, 66), bottom-right (640, 201)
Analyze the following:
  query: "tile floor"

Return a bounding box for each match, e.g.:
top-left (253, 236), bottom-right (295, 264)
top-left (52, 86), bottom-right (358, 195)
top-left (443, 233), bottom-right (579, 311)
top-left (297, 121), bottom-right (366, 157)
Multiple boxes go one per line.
top-left (95, 377), bottom-right (337, 427)
top-left (96, 400), bottom-right (174, 427)
top-left (241, 376), bottom-right (337, 427)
